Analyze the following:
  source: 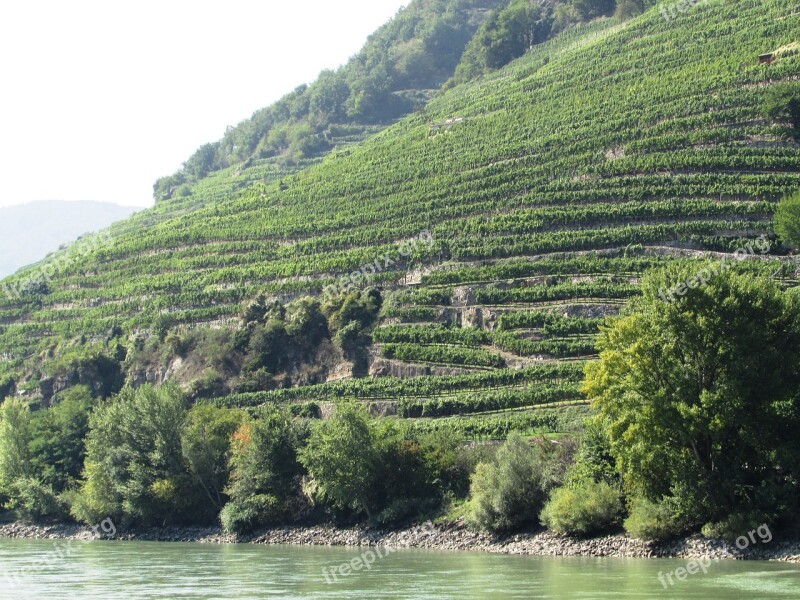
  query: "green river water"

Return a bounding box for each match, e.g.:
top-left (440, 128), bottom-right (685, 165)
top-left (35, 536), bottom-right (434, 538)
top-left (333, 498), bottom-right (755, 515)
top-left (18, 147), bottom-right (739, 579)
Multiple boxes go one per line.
top-left (1, 538), bottom-right (799, 599)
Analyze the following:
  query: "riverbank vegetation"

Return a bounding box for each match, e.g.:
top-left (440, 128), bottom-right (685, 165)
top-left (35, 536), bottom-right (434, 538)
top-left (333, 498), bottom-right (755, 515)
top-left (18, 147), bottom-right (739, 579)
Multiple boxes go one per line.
top-left (2, 267), bottom-right (800, 543)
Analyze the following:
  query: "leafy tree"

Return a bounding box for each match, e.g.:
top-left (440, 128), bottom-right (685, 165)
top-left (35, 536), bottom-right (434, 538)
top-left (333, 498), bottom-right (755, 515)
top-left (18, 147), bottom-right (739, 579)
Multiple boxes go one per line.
top-left (184, 142), bottom-right (224, 179)
top-left (29, 386), bottom-right (95, 493)
top-left (309, 70), bottom-right (350, 120)
top-left (182, 404), bottom-right (245, 519)
top-left (0, 398), bottom-right (33, 502)
top-left (299, 403), bottom-right (379, 518)
top-left (220, 407), bottom-right (305, 533)
top-left (774, 190), bottom-right (800, 248)
top-left (584, 266), bottom-right (800, 528)
top-left (72, 384), bottom-right (193, 527)
top-left (286, 298), bottom-right (329, 358)
top-left (615, 0), bottom-right (644, 19)
top-left (572, 0), bottom-right (616, 20)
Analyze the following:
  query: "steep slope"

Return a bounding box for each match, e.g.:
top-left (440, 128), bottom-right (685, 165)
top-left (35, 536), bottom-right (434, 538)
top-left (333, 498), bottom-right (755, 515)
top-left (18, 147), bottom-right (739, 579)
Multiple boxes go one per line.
top-left (153, 0), bottom-right (505, 203)
top-left (0, 201), bottom-right (139, 279)
top-left (1, 0), bottom-right (798, 438)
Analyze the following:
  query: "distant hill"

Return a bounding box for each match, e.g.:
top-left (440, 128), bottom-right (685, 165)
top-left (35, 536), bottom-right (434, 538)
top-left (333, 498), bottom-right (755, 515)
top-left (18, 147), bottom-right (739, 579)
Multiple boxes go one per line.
top-left (0, 201), bottom-right (139, 278)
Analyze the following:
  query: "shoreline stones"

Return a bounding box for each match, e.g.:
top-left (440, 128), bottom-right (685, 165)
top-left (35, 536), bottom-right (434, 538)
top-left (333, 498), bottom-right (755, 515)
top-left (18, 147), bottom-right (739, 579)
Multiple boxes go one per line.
top-left (2, 518), bottom-right (799, 562)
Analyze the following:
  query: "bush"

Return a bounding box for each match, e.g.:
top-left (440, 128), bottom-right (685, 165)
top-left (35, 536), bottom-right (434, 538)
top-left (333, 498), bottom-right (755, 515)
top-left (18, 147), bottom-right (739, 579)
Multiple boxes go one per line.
top-left (624, 496), bottom-right (686, 541)
top-left (541, 480), bottom-right (622, 536)
top-left (220, 494), bottom-right (283, 534)
top-left (701, 513), bottom-right (770, 542)
top-left (6, 477), bottom-right (69, 522)
top-left (762, 83), bottom-right (800, 141)
top-left (466, 434), bottom-right (561, 534)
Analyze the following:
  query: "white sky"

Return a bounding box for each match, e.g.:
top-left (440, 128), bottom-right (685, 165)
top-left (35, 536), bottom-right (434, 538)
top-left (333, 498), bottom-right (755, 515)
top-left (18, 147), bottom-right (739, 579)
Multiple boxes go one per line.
top-left (0, 0), bottom-right (407, 208)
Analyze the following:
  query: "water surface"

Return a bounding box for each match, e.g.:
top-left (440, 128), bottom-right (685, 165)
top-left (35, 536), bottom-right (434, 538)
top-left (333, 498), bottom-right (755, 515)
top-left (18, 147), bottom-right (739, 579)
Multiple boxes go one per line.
top-left (2, 538), bottom-right (799, 599)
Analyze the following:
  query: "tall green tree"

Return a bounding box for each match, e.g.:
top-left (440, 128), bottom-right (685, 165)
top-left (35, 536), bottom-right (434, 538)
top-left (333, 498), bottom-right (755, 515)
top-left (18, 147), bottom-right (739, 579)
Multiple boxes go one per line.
top-left (220, 407), bottom-right (304, 533)
top-left (584, 266), bottom-right (800, 528)
top-left (182, 404), bottom-right (245, 519)
top-left (29, 386), bottom-right (95, 493)
top-left (299, 403), bottom-right (379, 518)
top-left (0, 398), bottom-right (32, 499)
top-left (72, 384), bottom-right (192, 526)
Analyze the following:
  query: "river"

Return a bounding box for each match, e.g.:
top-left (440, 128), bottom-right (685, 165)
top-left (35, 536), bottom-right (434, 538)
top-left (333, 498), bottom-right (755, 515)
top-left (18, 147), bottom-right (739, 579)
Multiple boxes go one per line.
top-left (1, 538), bottom-right (799, 599)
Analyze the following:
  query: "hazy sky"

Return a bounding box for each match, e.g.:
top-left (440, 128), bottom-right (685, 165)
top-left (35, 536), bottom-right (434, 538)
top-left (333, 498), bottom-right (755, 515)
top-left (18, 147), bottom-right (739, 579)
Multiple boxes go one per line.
top-left (0, 0), bottom-right (407, 208)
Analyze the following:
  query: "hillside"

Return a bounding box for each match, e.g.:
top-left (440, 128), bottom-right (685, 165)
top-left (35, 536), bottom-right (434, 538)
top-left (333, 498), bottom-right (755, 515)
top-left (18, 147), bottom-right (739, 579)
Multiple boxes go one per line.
top-left (0, 201), bottom-right (139, 279)
top-left (152, 0), bottom-right (506, 203)
top-left (0, 0), bottom-right (798, 443)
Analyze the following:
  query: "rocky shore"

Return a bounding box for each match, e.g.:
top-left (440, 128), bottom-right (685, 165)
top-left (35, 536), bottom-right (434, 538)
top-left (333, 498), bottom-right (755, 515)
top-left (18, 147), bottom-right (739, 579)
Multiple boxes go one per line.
top-left (2, 519), bottom-right (800, 563)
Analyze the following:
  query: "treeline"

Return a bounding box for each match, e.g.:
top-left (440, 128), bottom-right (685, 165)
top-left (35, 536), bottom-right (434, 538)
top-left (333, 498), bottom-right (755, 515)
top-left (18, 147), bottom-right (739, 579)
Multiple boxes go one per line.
top-left (2, 265), bottom-right (798, 541)
top-left (448, 0), bottom-right (646, 87)
top-left (0, 389), bottom-right (481, 531)
top-left (154, 0), bottom-right (505, 201)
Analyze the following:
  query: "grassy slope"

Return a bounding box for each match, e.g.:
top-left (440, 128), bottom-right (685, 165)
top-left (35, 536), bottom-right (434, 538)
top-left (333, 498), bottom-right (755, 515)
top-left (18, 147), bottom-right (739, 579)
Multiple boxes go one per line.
top-left (1, 0), bottom-right (798, 436)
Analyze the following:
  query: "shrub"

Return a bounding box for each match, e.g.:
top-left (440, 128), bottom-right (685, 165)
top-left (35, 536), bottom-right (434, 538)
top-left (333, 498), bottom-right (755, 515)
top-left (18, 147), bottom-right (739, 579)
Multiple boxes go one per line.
top-left (762, 83), bottom-right (800, 140)
top-left (221, 408), bottom-right (305, 534)
top-left (701, 513), bottom-right (770, 542)
top-left (220, 494), bottom-right (283, 534)
top-left (6, 477), bottom-right (69, 522)
top-left (541, 480), bottom-right (622, 536)
top-left (624, 496), bottom-right (686, 541)
top-left (466, 434), bottom-right (559, 534)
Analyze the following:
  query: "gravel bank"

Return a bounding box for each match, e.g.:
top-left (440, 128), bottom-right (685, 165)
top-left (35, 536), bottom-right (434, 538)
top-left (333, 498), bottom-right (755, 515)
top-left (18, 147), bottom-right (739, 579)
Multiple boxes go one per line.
top-left (2, 519), bottom-right (799, 562)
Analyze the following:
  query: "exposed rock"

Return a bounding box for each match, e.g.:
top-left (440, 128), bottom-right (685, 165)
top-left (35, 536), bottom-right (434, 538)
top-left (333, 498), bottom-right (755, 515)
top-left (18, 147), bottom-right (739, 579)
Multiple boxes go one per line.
top-left (2, 519), bottom-right (798, 563)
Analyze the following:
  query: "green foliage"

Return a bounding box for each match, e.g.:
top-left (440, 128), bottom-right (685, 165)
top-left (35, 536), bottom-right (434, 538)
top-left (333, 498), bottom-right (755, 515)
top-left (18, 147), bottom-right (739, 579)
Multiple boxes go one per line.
top-left (700, 513), bottom-right (770, 542)
top-left (774, 190), bottom-right (800, 248)
top-left (761, 82), bottom-right (800, 141)
top-left (540, 480), bottom-right (623, 536)
top-left (614, 0), bottom-right (644, 19)
top-left (221, 407), bottom-right (305, 533)
top-left (299, 403), bottom-right (379, 517)
top-left (585, 267), bottom-right (800, 527)
top-left (572, 0), bottom-right (615, 20)
top-left (182, 404), bottom-right (245, 520)
top-left (0, 398), bottom-right (33, 504)
top-left (5, 477), bottom-right (69, 522)
top-left (467, 433), bottom-right (573, 533)
top-left (382, 343), bottom-right (506, 368)
top-left (29, 386), bottom-right (95, 493)
top-left (564, 422), bottom-right (619, 487)
top-left (623, 496), bottom-right (686, 541)
top-left (71, 384), bottom-right (194, 527)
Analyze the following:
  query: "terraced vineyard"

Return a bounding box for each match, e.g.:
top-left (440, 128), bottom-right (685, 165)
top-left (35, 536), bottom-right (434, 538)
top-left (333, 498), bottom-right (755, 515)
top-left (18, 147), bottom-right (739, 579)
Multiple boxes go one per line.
top-left (1, 0), bottom-right (799, 440)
